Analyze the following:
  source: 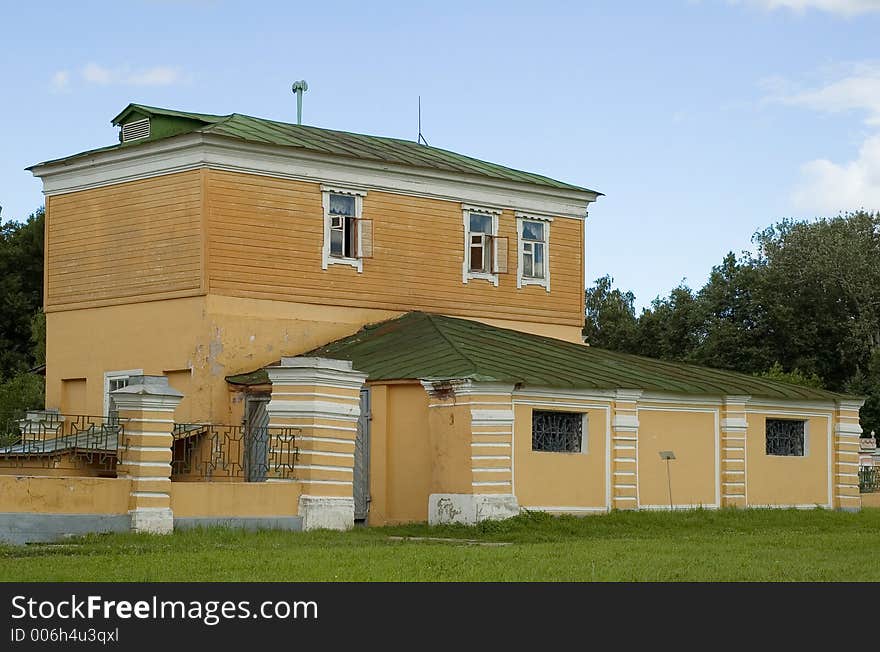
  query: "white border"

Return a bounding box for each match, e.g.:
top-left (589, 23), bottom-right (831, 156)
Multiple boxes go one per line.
top-left (321, 186), bottom-right (365, 272)
top-left (462, 206), bottom-right (499, 286)
top-left (515, 214), bottom-right (551, 292)
top-left (31, 133), bottom-right (598, 220)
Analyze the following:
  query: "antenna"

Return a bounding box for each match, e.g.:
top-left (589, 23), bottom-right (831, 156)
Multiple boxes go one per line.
top-left (291, 80), bottom-right (309, 125)
top-left (418, 95), bottom-right (429, 146)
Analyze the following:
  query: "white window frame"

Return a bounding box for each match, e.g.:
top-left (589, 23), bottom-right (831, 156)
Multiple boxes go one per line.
top-left (516, 212), bottom-right (552, 292)
top-left (103, 368), bottom-right (143, 417)
top-left (462, 204), bottom-right (501, 286)
top-left (322, 185), bottom-right (367, 273)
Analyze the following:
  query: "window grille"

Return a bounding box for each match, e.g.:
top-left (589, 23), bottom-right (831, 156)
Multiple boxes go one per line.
top-left (532, 410), bottom-right (584, 453)
top-left (765, 418), bottom-right (805, 456)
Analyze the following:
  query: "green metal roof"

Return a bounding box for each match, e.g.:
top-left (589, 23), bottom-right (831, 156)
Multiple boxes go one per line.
top-left (31, 103), bottom-right (601, 195)
top-left (226, 312), bottom-right (852, 402)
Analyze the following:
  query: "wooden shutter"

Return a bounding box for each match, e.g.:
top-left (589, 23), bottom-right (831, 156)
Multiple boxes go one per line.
top-left (493, 236), bottom-right (508, 273)
top-left (358, 219), bottom-right (373, 258)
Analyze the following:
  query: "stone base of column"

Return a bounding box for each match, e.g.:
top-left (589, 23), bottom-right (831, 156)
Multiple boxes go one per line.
top-left (130, 507), bottom-right (174, 534)
top-left (428, 494), bottom-right (520, 525)
top-left (298, 496), bottom-right (354, 531)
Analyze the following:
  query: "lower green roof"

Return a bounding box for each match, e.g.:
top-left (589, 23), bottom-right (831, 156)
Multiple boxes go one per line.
top-left (226, 312), bottom-right (852, 402)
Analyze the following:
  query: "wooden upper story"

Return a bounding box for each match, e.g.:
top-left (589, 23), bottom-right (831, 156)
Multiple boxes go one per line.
top-left (31, 104), bottom-right (601, 328)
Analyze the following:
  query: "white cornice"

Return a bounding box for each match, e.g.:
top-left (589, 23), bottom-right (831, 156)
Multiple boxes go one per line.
top-left (30, 133), bottom-right (598, 220)
top-left (513, 387), bottom-right (616, 402)
top-left (835, 399), bottom-right (866, 411)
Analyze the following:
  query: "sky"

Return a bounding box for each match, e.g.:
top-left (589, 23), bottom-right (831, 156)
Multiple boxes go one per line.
top-left (1, 0), bottom-right (879, 309)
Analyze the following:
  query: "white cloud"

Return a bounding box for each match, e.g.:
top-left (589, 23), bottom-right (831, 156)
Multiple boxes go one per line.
top-left (767, 64), bottom-right (880, 213)
top-left (765, 63), bottom-right (880, 125)
top-left (81, 62), bottom-right (184, 86)
top-left (126, 66), bottom-right (181, 86)
top-left (738, 0), bottom-right (880, 15)
top-left (49, 70), bottom-right (70, 92)
top-left (792, 134), bottom-right (880, 213)
top-left (82, 62), bottom-right (113, 84)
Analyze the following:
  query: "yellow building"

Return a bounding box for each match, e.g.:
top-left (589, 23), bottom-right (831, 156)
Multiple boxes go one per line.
top-left (3, 102), bottom-right (864, 539)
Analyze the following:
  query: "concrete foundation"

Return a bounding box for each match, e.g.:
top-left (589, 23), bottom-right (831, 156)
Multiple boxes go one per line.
top-left (298, 496), bottom-right (354, 531)
top-left (0, 513), bottom-right (130, 545)
top-left (428, 493), bottom-right (520, 525)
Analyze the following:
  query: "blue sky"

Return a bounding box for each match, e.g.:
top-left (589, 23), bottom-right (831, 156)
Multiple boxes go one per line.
top-left (2, 0), bottom-right (879, 309)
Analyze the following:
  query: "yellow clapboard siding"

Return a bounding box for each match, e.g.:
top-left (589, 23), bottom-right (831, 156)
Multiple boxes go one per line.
top-left (48, 210), bottom-right (202, 241)
top-left (46, 170), bottom-right (203, 310)
top-left (49, 232), bottom-right (202, 258)
top-left (204, 170), bottom-right (584, 326)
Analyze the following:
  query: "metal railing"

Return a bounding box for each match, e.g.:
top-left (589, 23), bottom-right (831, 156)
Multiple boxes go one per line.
top-left (171, 423), bottom-right (299, 482)
top-left (0, 411), bottom-right (125, 473)
top-left (859, 466), bottom-right (879, 493)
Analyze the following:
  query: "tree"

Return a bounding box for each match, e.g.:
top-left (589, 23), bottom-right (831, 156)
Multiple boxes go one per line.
top-left (583, 275), bottom-right (637, 349)
top-left (0, 207), bottom-right (44, 379)
top-left (756, 362), bottom-right (823, 389)
top-left (631, 284), bottom-right (703, 362)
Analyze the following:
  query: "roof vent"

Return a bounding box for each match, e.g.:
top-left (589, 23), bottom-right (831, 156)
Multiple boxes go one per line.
top-left (121, 118), bottom-right (150, 142)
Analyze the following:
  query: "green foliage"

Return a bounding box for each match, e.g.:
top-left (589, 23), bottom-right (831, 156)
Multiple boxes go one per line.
top-left (585, 211), bottom-right (880, 434)
top-left (30, 311), bottom-right (45, 367)
top-left (0, 207), bottom-right (44, 379)
top-left (756, 362), bottom-right (824, 389)
top-left (0, 373), bottom-right (45, 421)
top-left (583, 275), bottom-right (637, 349)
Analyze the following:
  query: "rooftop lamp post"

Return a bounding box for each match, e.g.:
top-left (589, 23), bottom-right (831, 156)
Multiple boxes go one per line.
top-left (292, 80), bottom-right (308, 125)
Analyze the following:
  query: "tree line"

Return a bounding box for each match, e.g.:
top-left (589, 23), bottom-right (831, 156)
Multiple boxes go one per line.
top-left (584, 210), bottom-right (880, 436)
top-left (0, 206), bottom-right (45, 418)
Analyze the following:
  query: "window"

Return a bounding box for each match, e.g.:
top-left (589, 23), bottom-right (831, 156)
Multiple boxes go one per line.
top-left (765, 418), bottom-right (806, 456)
top-left (469, 213), bottom-right (494, 273)
top-left (532, 410), bottom-right (586, 453)
top-left (321, 186), bottom-right (371, 272)
top-left (516, 213), bottom-right (552, 291)
top-left (462, 205), bottom-right (506, 285)
top-left (103, 369), bottom-right (142, 418)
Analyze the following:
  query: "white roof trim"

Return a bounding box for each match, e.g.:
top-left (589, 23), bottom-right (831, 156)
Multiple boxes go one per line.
top-left (30, 133), bottom-right (599, 220)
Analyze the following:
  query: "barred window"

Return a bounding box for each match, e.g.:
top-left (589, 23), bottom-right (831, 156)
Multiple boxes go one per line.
top-left (532, 410), bottom-right (584, 453)
top-left (765, 418), bottom-right (805, 456)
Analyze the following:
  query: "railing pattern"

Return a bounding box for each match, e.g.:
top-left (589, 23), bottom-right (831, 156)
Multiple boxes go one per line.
top-left (171, 423), bottom-right (299, 482)
top-left (859, 466), bottom-right (879, 493)
top-left (0, 411), bottom-right (124, 472)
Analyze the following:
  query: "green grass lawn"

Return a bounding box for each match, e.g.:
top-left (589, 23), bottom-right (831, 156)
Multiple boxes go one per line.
top-left (1, 508), bottom-right (878, 581)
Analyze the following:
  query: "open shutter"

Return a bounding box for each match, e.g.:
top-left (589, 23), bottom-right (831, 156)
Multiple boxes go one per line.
top-left (493, 236), bottom-right (508, 273)
top-left (358, 219), bottom-right (373, 259)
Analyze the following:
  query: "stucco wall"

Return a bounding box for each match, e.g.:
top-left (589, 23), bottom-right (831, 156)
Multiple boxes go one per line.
top-left (170, 481), bottom-right (301, 517)
top-left (638, 408), bottom-right (717, 508)
top-left (0, 475), bottom-right (130, 514)
top-left (513, 401), bottom-right (608, 511)
top-left (861, 493), bottom-right (880, 508)
top-left (745, 411), bottom-right (831, 507)
top-left (45, 293), bottom-right (582, 428)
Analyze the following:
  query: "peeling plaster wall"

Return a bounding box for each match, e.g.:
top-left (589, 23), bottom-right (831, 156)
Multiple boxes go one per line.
top-left (0, 476), bottom-right (130, 514)
top-left (46, 291), bottom-right (586, 428)
top-left (47, 295), bottom-right (401, 424)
